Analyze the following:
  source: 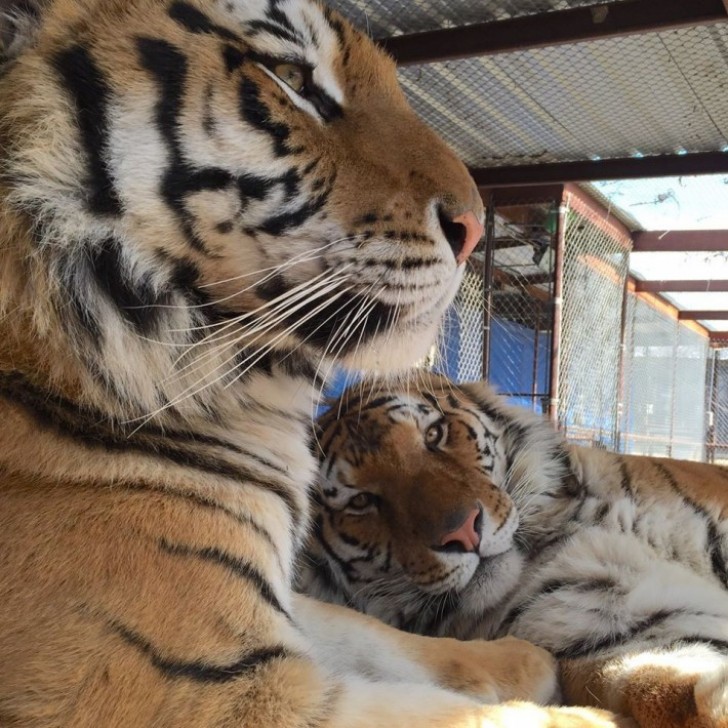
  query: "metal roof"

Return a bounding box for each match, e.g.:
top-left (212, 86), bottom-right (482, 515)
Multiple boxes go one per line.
top-left (330, 0), bottom-right (728, 168)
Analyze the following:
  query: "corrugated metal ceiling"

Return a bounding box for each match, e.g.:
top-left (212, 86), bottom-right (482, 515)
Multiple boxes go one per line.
top-left (330, 0), bottom-right (728, 167)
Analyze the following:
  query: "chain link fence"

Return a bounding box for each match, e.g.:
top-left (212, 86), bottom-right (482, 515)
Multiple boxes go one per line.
top-left (433, 191), bottom-right (557, 415)
top-left (708, 348), bottom-right (728, 465)
top-left (435, 185), bottom-right (720, 463)
top-left (558, 194), bottom-right (630, 449)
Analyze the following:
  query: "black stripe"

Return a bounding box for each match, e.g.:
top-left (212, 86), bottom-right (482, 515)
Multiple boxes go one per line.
top-left (247, 19), bottom-right (302, 45)
top-left (53, 45), bottom-right (122, 216)
top-left (257, 187), bottom-right (330, 236)
top-left (0, 372), bottom-right (303, 529)
top-left (61, 266), bottom-right (104, 345)
top-left (159, 539), bottom-right (290, 618)
top-left (305, 81), bottom-right (343, 122)
top-left (116, 482), bottom-right (279, 555)
top-left (618, 458), bottom-right (635, 498)
top-left (312, 514), bottom-right (364, 584)
top-left (239, 76), bottom-right (291, 157)
top-left (255, 276), bottom-right (394, 351)
top-left (555, 609), bottom-right (678, 659)
top-left (653, 461), bottom-right (728, 589)
top-left (137, 37), bottom-right (227, 255)
top-left (247, 0), bottom-right (303, 45)
top-left (169, 1), bottom-right (241, 42)
top-left (322, 5), bottom-right (346, 48)
top-left (111, 621), bottom-right (288, 682)
top-left (668, 636), bottom-right (728, 655)
top-left (87, 236), bottom-right (171, 334)
top-left (223, 44), bottom-right (246, 74)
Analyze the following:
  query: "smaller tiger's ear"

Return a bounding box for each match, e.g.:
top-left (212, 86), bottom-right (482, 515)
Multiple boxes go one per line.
top-left (0, 0), bottom-right (48, 64)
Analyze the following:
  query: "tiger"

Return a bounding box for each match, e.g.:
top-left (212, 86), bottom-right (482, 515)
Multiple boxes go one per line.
top-left (302, 371), bottom-right (728, 728)
top-left (0, 0), bottom-right (633, 726)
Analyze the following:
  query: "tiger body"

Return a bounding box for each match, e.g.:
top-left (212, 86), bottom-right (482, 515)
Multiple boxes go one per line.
top-left (303, 373), bottom-right (728, 727)
top-left (0, 0), bottom-right (631, 725)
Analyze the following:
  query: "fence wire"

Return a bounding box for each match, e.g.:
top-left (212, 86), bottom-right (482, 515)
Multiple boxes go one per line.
top-left (672, 326), bottom-right (710, 461)
top-left (559, 200), bottom-right (629, 449)
top-left (437, 189), bottom-right (717, 463)
top-left (708, 348), bottom-right (728, 465)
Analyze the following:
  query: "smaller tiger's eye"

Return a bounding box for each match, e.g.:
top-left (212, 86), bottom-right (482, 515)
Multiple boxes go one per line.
top-left (348, 492), bottom-right (375, 510)
top-left (273, 63), bottom-right (306, 93)
top-left (425, 422), bottom-right (445, 448)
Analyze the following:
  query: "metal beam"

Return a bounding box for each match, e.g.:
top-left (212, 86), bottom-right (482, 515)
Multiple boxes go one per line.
top-left (678, 311), bottom-right (728, 321)
top-left (632, 230), bottom-right (728, 252)
top-left (472, 151), bottom-right (728, 187)
top-left (490, 185), bottom-right (564, 207)
top-left (379, 0), bottom-right (728, 66)
top-left (635, 280), bottom-right (728, 293)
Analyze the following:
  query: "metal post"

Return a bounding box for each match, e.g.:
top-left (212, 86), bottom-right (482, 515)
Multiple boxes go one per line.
top-left (482, 196), bottom-right (496, 380)
top-left (614, 272), bottom-right (630, 451)
top-left (532, 305), bottom-right (541, 412)
top-left (548, 197), bottom-right (567, 428)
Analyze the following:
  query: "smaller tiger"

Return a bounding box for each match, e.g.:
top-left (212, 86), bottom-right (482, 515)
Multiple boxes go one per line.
top-left (300, 371), bottom-right (728, 728)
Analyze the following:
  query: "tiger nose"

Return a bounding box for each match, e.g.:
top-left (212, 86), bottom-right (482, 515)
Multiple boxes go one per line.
top-left (440, 506), bottom-right (482, 553)
top-left (438, 208), bottom-right (484, 264)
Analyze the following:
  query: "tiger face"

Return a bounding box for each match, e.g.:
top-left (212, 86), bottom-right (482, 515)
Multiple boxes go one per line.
top-left (0, 0), bottom-right (482, 417)
top-left (311, 374), bottom-right (522, 628)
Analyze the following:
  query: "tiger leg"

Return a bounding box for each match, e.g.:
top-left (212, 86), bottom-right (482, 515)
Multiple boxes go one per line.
top-left (295, 595), bottom-right (631, 728)
top-left (561, 644), bottom-right (728, 727)
top-left (294, 593), bottom-right (557, 704)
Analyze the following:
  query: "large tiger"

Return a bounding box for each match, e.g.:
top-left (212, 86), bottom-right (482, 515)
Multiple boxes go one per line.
top-left (0, 0), bottom-right (632, 726)
top-left (303, 371), bottom-right (728, 728)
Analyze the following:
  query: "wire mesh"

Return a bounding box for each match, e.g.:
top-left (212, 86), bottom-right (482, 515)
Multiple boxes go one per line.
top-left (393, 22), bottom-right (728, 169)
top-left (671, 326), bottom-right (710, 461)
top-left (621, 297), bottom-right (679, 457)
top-left (708, 348), bottom-right (728, 465)
top-left (328, 0), bottom-right (631, 38)
top-left (439, 267), bottom-right (485, 383)
top-left (433, 194), bottom-right (556, 415)
top-left (486, 200), bottom-right (555, 413)
top-left (558, 196), bottom-right (630, 449)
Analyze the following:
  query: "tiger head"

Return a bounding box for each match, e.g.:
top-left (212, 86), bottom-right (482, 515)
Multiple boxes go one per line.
top-left (0, 0), bottom-right (482, 419)
top-left (305, 372), bottom-right (571, 636)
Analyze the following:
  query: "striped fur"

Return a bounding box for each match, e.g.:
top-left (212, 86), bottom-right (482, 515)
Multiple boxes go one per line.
top-left (0, 1), bottom-right (629, 726)
top-left (302, 371), bottom-right (728, 727)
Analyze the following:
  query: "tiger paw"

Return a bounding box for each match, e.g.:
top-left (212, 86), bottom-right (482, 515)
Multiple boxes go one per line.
top-left (479, 702), bottom-right (637, 728)
top-left (432, 635), bottom-right (559, 705)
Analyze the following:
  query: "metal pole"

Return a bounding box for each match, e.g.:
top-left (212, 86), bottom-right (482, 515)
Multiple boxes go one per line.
top-left (482, 196), bottom-right (496, 380)
top-left (548, 197), bottom-right (567, 428)
top-left (532, 304), bottom-right (541, 412)
top-left (614, 272), bottom-right (630, 452)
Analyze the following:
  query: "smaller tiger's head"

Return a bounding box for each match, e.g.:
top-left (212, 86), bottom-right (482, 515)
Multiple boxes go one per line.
top-left (309, 373), bottom-right (528, 628)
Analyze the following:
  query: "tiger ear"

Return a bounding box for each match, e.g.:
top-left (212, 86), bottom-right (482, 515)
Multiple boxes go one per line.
top-left (0, 0), bottom-right (48, 64)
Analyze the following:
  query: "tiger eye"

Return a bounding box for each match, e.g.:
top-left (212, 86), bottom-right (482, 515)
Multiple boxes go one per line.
top-left (425, 423), bottom-right (444, 446)
top-left (273, 63), bottom-right (306, 93)
top-left (349, 492), bottom-right (373, 510)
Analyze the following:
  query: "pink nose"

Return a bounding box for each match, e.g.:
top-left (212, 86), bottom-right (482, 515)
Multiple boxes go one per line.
top-left (440, 507), bottom-right (481, 553)
top-left (453, 211), bottom-right (484, 264)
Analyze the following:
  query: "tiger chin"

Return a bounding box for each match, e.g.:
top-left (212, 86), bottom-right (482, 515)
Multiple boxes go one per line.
top-left (303, 371), bottom-right (728, 728)
top-left (0, 0), bottom-right (632, 726)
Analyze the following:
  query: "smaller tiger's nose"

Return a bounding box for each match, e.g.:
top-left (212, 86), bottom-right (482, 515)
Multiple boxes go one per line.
top-left (440, 506), bottom-right (482, 553)
top-left (438, 208), bottom-right (484, 265)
